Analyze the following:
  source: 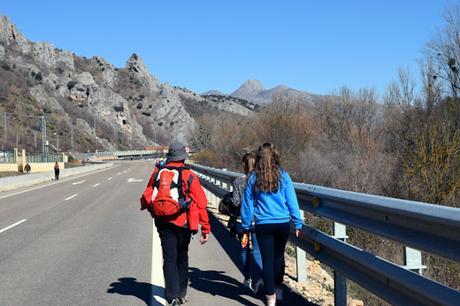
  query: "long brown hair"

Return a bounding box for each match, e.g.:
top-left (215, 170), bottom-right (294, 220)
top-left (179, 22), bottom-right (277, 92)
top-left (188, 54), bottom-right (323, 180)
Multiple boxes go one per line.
top-left (242, 152), bottom-right (256, 175)
top-left (255, 143), bottom-right (281, 192)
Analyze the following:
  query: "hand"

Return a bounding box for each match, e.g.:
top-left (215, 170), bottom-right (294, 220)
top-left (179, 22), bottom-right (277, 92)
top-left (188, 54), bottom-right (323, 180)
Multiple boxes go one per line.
top-left (241, 232), bottom-right (249, 248)
top-left (295, 229), bottom-right (303, 238)
top-left (200, 233), bottom-right (210, 244)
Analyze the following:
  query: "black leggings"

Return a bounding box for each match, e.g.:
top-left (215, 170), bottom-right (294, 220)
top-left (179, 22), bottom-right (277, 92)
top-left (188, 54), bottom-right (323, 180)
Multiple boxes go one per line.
top-left (255, 222), bottom-right (290, 295)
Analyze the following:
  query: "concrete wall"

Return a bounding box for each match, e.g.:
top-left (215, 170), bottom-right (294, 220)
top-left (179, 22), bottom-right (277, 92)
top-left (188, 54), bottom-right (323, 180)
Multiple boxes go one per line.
top-left (1, 149), bottom-right (67, 173)
top-left (0, 163), bottom-right (19, 172)
top-left (27, 162), bottom-right (65, 173)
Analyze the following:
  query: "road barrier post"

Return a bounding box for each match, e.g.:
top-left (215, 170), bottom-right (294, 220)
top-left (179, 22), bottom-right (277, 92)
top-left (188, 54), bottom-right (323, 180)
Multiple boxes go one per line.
top-left (296, 210), bottom-right (307, 283)
top-left (333, 222), bottom-right (348, 306)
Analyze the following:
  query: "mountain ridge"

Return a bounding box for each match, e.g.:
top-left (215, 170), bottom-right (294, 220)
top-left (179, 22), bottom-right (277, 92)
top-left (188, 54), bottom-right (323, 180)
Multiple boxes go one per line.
top-left (206, 79), bottom-right (323, 105)
top-left (0, 15), bottom-right (253, 152)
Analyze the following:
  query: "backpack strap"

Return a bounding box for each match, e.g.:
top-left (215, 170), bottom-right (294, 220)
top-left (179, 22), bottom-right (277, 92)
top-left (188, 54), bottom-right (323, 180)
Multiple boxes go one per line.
top-left (185, 175), bottom-right (194, 199)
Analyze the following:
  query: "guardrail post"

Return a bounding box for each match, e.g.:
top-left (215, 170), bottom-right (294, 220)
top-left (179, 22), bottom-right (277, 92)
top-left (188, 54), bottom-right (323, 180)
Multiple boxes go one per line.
top-left (404, 247), bottom-right (426, 275)
top-left (214, 179), bottom-right (221, 206)
top-left (296, 210), bottom-right (307, 283)
top-left (333, 222), bottom-right (348, 306)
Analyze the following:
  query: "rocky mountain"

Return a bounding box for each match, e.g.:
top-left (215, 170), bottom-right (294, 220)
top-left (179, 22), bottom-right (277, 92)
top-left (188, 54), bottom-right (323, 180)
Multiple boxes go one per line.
top-left (0, 16), bottom-right (252, 152)
top-left (230, 79), bottom-right (322, 104)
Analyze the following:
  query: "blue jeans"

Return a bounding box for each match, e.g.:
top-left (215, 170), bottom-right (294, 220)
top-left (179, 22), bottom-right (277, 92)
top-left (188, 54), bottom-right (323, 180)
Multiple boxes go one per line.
top-left (238, 224), bottom-right (263, 282)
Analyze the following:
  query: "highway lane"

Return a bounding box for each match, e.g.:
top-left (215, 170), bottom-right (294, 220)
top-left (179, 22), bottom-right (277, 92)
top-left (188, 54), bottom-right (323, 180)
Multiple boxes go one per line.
top-left (0, 161), bottom-right (153, 306)
top-left (0, 161), bottom-right (288, 306)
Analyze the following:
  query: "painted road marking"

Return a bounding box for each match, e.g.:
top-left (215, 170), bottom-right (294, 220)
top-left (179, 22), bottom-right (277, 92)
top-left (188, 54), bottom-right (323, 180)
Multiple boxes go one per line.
top-left (72, 180), bottom-right (85, 185)
top-left (0, 164), bottom-right (118, 200)
top-left (108, 177), bottom-right (113, 181)
top-left (123, 170), bottom-right (128, 174)
top-left (117, 172), bottom-right (122, 175)
top-left (0, 219), bottom-right (27, 234)
top-left (127, 178), bottom-right (143, 183)
top-left (65, 194), bottom-right (78, 201)
top-left (93, 183), bottom-right (100, 187)
top-left (151, 221), bottom-right (166, 305)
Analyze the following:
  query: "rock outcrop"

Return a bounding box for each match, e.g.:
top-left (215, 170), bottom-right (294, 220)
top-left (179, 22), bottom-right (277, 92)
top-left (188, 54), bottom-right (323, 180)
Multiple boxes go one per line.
top-left (0, 15), bottom-right (254, 151)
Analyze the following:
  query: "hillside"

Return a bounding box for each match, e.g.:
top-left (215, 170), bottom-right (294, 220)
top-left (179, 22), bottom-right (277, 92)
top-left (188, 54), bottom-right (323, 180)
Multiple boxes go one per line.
top-left (0, 15), bottom-right (252, 152)
top-left (231, 79), bottom-right (323, 104)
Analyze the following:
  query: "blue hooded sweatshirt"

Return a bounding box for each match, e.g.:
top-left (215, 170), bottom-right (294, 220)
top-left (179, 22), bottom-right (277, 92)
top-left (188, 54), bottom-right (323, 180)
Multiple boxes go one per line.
top-left (241, 170), bottom-right (303, 230)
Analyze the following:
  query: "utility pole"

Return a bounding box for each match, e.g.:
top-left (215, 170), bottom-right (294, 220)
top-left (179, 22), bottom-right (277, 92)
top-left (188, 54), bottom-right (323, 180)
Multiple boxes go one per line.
top-left (57, 133), bottom-right (60, 152)
top-left (40, 115), bottom-right (47, 158)
top-left (2, 112), bottom-right (7, 151)
top-left (33, 132), bottom-right (37, 150)
top-left (70, 119), bottom-right (74, 152)
top-left (93, 118), bottom-right (96, 136)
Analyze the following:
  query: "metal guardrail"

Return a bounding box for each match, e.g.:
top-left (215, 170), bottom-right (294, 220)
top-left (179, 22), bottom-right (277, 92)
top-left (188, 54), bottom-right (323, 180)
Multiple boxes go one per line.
top-left (188, 163), bottom-right (460, 306)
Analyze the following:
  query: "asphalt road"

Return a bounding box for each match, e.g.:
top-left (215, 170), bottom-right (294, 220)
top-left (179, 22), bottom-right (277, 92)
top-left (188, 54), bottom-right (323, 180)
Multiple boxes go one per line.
top-left (0, 161), bottom-right (309, 306)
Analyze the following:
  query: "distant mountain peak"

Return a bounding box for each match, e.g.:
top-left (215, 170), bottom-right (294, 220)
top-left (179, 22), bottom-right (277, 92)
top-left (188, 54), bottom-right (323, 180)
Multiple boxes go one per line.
top-left (229, 79), bottom-right (320, 104)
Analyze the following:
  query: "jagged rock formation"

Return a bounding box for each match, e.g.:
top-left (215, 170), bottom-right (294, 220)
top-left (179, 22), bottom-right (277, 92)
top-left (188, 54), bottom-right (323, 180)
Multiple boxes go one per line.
top-left (0, 15), bottom-right (253, 151)
top-left (231, 79), bottom-right (323, 104)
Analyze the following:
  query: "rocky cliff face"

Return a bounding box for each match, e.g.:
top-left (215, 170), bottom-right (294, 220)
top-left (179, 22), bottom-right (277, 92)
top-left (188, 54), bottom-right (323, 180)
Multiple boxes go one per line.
top-left (0, 16), bottom-right (253, 151)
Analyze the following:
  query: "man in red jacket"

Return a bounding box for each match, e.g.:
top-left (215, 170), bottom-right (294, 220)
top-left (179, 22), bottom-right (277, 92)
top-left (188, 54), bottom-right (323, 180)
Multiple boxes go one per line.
top-left (143, 142), bottom-right (210, 306)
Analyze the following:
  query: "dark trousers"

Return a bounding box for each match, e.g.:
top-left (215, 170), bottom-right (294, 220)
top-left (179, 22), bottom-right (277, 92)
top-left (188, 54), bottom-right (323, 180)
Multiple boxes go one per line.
top-left (54, 170), bottom-right (59, 180)
top-left (156, 221), bottom-right (192, 302)
top-left (255, 222), bottom-right (290, 295)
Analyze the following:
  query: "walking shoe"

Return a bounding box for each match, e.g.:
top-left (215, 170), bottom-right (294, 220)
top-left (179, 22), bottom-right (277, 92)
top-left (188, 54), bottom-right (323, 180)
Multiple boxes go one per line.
top-left (169, 298), bottom-right (181, 306)
top-left (252, 278), bottom-right (264, 294)
top-left (275, 287), bottom-right (284, 303)
top-left (178, 297), bottom-right (188, 304)
top-left (265, 294), bottom-right (276, 306)
top-left (243, 278), bottom-right (252, 289)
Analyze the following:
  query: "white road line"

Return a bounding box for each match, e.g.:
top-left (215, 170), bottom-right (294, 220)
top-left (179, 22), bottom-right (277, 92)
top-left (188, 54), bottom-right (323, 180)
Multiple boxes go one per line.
top-left (93, 183), bottom-right (100, 187)
top-left (72, 180), bottom-right (85, 185)
top-left (0, 219), bottom-right (27, 234)
top-left (108, 177), bottom-right (113, 181)
top-left (127, 178), bottom-right (143, 183)
top-left (0, 164), bottom-right (119, 200)
top-left (123, 170), bottom-right (128, 174)
top-left (151, 221), bottom-right (166, 306)
top-left (65, 194), bottom-right (78, 201)
top-left (117, 172), bottom-right (122, 175)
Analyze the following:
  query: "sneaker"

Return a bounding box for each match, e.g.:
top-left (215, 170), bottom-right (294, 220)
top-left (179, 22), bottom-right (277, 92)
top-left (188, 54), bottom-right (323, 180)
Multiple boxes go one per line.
top-left (265, 294), bottom-right (276, 306)
top-left (179, 297), bottom-right (188, 304)
top-left (243, 278), bottom-right (252, 289)
top-left (169, 298), bottom-right (181, 306)
top-left (275, 287), bottom-right (284, 302)
top-left (252, 278), bottom-right (264, 295)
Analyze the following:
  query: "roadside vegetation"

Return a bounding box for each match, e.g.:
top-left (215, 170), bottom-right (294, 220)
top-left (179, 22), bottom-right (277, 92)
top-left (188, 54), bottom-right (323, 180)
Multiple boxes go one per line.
top-left (192, 5), bottom-right (460, 304)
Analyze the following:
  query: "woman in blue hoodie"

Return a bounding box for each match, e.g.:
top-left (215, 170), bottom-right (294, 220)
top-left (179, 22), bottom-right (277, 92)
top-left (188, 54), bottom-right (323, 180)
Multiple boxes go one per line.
top-left (241, 143), bottom-right (303, 306)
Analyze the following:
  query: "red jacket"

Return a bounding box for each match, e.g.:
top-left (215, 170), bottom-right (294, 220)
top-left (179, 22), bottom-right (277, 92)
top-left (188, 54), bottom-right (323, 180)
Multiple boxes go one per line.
top-left (141, 161), bottom-right (211, 234)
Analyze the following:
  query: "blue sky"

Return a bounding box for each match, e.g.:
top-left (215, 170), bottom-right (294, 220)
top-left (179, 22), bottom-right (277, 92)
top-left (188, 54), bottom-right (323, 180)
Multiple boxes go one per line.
top-left (0, 0), bottom-right (454, 95)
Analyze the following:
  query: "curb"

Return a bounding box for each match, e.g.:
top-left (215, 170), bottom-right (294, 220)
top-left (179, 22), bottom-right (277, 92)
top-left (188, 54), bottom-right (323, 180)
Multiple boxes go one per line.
top-left (0, 163), bottom-right (114, 193)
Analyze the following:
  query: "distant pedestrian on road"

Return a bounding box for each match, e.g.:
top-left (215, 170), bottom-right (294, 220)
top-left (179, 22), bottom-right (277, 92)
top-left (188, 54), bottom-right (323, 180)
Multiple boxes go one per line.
top-left (24, 163), bottom-right (31, 174)
top-left (241, 143), bottom-right (303, 306)
top-left (228, 152), bottom-right (263, 293)
top-left (141, 142), bottom-right (211, 306)
top-left (54, 162), bottom-right (60, 180)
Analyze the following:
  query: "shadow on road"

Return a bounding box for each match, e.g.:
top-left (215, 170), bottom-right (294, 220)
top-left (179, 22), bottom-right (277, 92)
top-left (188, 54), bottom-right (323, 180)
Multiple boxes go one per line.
top-left (107, 277), bottom-right (164, 306)
top-left (208, 212), bottom-right (317, 306)
top-left (189, 267), bottom-right (259, 306)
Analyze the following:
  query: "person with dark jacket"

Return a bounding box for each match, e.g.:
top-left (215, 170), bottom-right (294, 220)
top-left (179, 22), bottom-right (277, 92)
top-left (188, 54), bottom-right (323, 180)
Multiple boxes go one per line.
top-left (241, 143), bottom-right (303, 306)
top-left (229, 152), bottom-right (263, 292)
top-left (54, 162), bottom-right (60, 180)
top-left (142, 142), bottom-right (210, 306)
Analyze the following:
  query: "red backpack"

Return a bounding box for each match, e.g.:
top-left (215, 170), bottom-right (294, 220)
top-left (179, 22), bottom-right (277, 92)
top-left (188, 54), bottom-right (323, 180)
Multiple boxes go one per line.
top-left (141, 166), bottom-right (193, 217)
